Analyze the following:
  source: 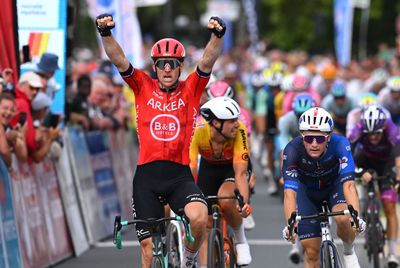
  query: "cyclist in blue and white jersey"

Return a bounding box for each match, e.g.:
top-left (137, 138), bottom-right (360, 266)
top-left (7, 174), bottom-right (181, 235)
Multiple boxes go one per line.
top-left (277, 92), bottom-right (314, 264)
top-left (282, 107), bottom-right (365, 268)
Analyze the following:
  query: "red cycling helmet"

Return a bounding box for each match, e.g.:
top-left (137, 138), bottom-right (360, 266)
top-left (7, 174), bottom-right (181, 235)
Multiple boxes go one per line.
top-left (151, 38), bottom-right (185, 62)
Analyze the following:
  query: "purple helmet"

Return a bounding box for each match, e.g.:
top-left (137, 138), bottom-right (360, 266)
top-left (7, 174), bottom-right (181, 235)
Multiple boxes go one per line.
top-left (361, 105), bottom-right (386, 133)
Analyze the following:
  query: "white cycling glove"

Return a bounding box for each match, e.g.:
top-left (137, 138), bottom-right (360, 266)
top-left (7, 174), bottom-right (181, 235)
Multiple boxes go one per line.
top-left (282, 226), bottom-right (290, 241)
top-left (356, 217), bottom-right (366, 234)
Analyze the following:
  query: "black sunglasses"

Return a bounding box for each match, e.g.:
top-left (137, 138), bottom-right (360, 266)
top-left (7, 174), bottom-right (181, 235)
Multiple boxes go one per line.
top-left (155, 59), bottom-right (181, 70)
top-left (364, 129), bottom-right (383, 136)
top-left (302, 134), bottom-right (329, 144)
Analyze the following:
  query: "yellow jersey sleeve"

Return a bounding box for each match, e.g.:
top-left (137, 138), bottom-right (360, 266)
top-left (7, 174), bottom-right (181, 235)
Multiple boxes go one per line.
top-left (233, 122), bottom-right (250, 164)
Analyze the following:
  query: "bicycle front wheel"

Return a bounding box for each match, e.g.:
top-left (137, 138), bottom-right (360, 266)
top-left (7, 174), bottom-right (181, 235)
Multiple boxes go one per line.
top-left (321, 242), bottom-right (339, 268)
top-left (151, 256), bottom-right (165, 268)
top-left (225, 227), bottom-right (236, 268)
top-left (366, 213), bottom-right (381, 268)
top-left (207, 228), bottom-right (224, 268)
top-left (166, 223), bottom-right (181, 268)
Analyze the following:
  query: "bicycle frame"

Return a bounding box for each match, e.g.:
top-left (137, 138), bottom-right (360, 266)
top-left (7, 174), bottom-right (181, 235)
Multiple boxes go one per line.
top-left (206, 189), bottom-right (245, 267)
top-left (169, 209), bottom-right (184, 264)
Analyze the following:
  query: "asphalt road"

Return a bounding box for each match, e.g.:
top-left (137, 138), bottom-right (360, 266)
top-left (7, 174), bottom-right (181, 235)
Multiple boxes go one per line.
top-left (53, 160), bottom-right (384, 268)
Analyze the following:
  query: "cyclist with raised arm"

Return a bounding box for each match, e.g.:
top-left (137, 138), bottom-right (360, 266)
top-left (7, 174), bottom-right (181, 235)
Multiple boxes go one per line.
top-left (190, 97), bottom-right (253, 267)
top-left (348, 105), bottom-right (400, 267)
top-left (96, 14), bottom-right (225, 268)
top-left (282, 107), bottom-right (365, 268)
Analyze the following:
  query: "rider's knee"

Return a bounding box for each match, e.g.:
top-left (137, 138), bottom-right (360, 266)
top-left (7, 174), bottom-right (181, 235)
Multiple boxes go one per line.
top-left (335, 215), bottom-right (350, 229)
top-left (304, 246), bottom-right (319, 262)
top-left (185, 203), bottom-right (208, 229)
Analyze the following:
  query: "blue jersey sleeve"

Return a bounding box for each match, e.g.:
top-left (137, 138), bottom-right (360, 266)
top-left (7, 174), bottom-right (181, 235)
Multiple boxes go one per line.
top-left (282, 141), bottom-right (300, 192)
top-left (335, 136), bottom-right (355, 184)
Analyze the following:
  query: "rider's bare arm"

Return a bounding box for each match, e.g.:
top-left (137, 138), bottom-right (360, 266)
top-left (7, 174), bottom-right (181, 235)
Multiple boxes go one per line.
top-left (198, 18), bottom-right (225, 74)
top-left (343, 180), bottom-right (360, 213)
top-left (96, 15), bottom-right (130, 72)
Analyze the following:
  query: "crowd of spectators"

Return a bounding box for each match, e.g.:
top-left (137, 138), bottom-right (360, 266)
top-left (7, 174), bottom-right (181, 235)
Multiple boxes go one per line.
top-left (0, 49), bottom-right (135, 169)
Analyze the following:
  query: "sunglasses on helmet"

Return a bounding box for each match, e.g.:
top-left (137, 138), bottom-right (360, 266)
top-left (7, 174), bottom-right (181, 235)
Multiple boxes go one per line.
top-left (302, 134), bottom-right (329, 144)
top-left (154, 59), bottom-right (181, 70)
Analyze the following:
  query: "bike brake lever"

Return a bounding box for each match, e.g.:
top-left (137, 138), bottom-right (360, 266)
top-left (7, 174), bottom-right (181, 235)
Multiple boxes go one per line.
top-left (181, 214), bottom-right (195, 243)
top-left (113, 215), bottom-right (122, 249)
top-left (347, 205), bottom-right (359, 229)
top-left (234, 188), bottom-right (245, 210)
top-left (288, 211), bottom-right (297, 240)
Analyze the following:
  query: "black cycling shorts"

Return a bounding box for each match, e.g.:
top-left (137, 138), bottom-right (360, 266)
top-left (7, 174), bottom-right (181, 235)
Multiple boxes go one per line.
top-left (197, 157), bottom-right (235, 198)
top-left (132, 160), bottom-right (207, 242)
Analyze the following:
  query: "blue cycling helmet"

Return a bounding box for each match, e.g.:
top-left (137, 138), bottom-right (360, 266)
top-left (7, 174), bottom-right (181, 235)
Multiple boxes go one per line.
top-left (361, 105), bottom-right (386, 133)
top-left (293, 93), bottom-right (314, 116)
top-left (330, 80), bottom-right (346, 97)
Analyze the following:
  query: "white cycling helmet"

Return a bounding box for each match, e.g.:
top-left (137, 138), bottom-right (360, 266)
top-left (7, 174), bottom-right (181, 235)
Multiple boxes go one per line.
top-left (200, 97), bottom-right (241, 123)
top-left (386, 76), bottom-right (400, 92)
top-left (299, 107), bottom-right (334, 133)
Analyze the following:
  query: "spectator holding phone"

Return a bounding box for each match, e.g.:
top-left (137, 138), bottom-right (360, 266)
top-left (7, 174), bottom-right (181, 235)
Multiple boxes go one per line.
top-left (10, 72), bottom-right (60, 162)
top-left (32, 92), bottom-right (52, 128)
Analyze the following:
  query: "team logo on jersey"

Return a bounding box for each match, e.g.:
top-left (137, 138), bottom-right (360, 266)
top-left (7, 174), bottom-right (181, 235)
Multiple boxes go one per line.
top-left (242, 153), bottom-right (249, 161)
top-left (285, 169), bottom-right (298, 178)
top-left (150, 114), bottom-right (180, 141)
top-left (340, 156), bottom-right (348, 169)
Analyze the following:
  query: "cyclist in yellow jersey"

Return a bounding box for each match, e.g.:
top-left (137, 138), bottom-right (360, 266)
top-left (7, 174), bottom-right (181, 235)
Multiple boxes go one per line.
top-left (190, 97), bottom-right (252, 267)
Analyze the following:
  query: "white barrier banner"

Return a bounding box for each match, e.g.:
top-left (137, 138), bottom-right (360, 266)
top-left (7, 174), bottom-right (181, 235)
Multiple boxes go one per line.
top-left (65, 128), bottom-right (106, 243)
top-left (54, 142), bottom-right (89, 256)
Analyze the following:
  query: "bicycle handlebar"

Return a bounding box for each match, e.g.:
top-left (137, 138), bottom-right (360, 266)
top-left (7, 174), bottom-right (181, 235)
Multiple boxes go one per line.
top-left (113, 214), bottom-right (195, 249)
top-left (287, 205), bottom-right (359, 239)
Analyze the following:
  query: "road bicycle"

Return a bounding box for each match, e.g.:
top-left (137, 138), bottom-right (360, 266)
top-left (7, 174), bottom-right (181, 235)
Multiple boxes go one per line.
top-left (355, 168), bottom-right (396, 268)
top-left (288, 201), bottom-right (359, 268)
top-left (206, 189), bottom-right (245, 268)
top-left (113, 214), bottom-right (194, 268)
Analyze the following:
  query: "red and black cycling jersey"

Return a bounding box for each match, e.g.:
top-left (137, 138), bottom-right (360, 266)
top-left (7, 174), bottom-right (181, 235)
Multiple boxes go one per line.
top-left (121, 64), bottom-right (210, 165)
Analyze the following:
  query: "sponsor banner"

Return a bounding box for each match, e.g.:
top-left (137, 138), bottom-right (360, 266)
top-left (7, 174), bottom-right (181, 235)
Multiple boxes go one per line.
top-left (109, 130), bottom-right (134, 219)
top-left (86, 132), bottom-right (121, 235)
top-left (17, 0), bottom-right (68, 114)
top-left (53, 139), bottom-right (89, 256)
top-left (66, 127), bottom-right (106, 243)
top-left (334, 0), bottom-right (354, 67)
top-left (34, 159), bottom-right (73, 263)
top-left (242, 0), bottom-right (259, 51)
top-left (10, 160), bottom-right (51, 268)
top-left (0, 158), bottom-right (22, 268)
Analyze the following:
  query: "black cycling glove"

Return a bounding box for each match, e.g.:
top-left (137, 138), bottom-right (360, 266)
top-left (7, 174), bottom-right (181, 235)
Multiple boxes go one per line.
top-left (209, 16), bottom-right (226, 38)
top-left (95, 13), bottom-right (115, 37)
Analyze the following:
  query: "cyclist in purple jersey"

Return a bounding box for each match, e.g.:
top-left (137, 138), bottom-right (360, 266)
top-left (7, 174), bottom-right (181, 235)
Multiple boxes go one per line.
top-left (348, 105), bottom-right (400, 266)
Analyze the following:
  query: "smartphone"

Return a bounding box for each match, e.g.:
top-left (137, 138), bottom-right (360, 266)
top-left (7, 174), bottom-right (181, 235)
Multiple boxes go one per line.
top-left (18, 112), bottom-right (27, 125)
top-left (43, 113), bottom-right (59, 128)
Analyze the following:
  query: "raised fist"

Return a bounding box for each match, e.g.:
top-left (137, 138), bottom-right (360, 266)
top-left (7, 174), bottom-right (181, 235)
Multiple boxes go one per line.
top-left (95, 14), bottom-right (115, 37)
top-left (208, 16), bottom-right (226, 38)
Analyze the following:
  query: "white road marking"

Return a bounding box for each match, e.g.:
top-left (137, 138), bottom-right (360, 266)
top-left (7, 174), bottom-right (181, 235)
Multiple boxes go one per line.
top-left (95, 238), bottom-right (364, 248)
